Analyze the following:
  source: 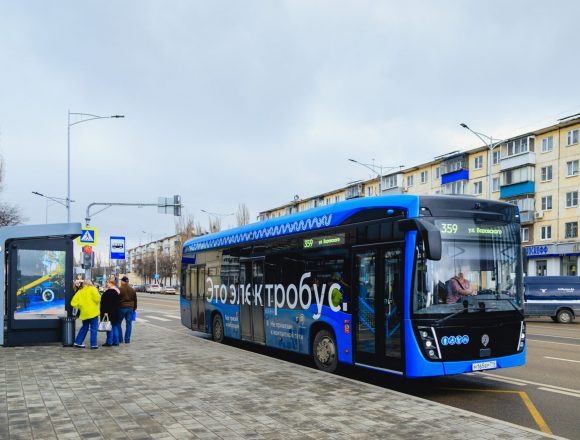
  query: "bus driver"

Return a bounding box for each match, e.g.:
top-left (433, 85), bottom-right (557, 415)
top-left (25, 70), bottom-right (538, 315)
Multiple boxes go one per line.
top-left (446, 266), bottom-right (477, 304)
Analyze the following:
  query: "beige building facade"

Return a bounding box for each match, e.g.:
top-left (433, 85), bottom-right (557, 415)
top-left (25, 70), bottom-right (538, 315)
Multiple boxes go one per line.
top-left (258, 116), bottom-right (580, 277)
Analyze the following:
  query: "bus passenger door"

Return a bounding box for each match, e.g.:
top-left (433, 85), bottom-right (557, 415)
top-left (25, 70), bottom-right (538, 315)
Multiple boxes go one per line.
top-left (180, 268), bottom-right (192, 329)
top-left (239, 259), bottom-right (265, 343)
top-left (194, 266), bottom-right (206, 331)
top-left (354, 246), bottom-right (403, 373)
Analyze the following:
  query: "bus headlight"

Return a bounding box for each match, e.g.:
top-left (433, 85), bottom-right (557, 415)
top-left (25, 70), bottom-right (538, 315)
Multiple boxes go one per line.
top-left (418, 326), bottom-right (442, 360)
top-left (517, 321), bottom-right (526, 352)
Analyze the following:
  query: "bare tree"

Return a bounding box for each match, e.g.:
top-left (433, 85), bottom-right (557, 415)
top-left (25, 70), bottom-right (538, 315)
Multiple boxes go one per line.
top-left (174, 213), bottom-right (204, 280)
top-left (236, 203), bottom-right (250, 226)
top-left (208, 216), bottom-right (221, 233)
top-left (0, 155), bottom-right (23, 227)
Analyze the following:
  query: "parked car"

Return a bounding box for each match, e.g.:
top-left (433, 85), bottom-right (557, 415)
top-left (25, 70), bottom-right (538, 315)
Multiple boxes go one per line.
top-left (524, 276), bottom-right (580, 323)
top-left (132, 284), bottom-right (145, 292)
top-left (163, 286), bottom-right (177, 295)
top-left (147, 283), bottom-right (162, 294)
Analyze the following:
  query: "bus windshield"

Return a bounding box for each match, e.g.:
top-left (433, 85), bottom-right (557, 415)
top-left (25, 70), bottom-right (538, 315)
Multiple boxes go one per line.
top-left (413, 218), bottom-right (523, 315)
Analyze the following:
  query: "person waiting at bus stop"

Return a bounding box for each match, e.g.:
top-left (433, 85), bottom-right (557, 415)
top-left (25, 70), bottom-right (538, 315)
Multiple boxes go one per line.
top-left (100, 278), bottom-right (121, 346)
top-left (118, 276), bottom-right (137, 343)
top-left (71, 280), bottom-right (101, 349)
top-left (446, 266), bottom-right (476, 304)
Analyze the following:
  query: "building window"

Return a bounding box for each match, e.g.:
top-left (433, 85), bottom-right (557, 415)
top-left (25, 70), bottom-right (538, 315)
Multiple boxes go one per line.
top-left (540, 165), bottom-right (553, 182)
top-left (492, 150), bottom-right (501, 165)
top-left (443, 180), bottom-right (465, 195)
top-left (420, 171), bottom-right (428, 184)
top-left (566, 129), bottom-right (579, 146)
top-left (501, 166), bottom-right (534, 186)
top-left (367, 186), bottom-right (374, 197)
top-left (407, 175), bottom-right (414, 187)
top-left (566, 191), bottom-right (578, 208)
top-left (541, 195), bottom-right (552, 211)
top-left (540, 225), bottom-right (552, 240)
top-left (541, 136), bottom-right (553, 153)
top-left (473, 181), bottom-right (482, 195)
top-left (521, 227), bottom-right (529, 243)
top-left (384, 175), bottom-right (398, 189)
top-left (506, 138), bottom-right (530, 157)
top-left (561, 256), bottom-right (577, 276)
top-left (565, 222), bottom-right (578, 239)
top-left (536, 260), bottom-right (547, 276)
top-left (492, 177), bottom-right (500, 192)
top-left (435, 167), bottom-right (441, 179)
top-left (474, 156), bottom-right (483, 170)
top-left (566, 160), bottom-right (579, 177)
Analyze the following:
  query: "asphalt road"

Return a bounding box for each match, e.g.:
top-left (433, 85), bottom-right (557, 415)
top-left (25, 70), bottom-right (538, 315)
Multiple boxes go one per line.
top-left (137, 293), bottom-right (579, 439)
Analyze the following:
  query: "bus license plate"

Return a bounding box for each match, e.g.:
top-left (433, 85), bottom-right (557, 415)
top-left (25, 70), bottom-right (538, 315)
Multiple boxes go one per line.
top-left (472, 360), bottom-right (497, 371)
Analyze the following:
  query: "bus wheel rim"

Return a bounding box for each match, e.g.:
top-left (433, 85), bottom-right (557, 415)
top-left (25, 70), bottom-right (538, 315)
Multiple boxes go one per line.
top-left (316, 336), bottom-right (336, 365)
top-left (215, 318), bottom-right (223, 339)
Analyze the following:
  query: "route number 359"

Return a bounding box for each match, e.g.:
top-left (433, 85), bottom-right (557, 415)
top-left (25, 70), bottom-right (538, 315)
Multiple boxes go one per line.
top-left (441, 223), bottom-right (458, 234)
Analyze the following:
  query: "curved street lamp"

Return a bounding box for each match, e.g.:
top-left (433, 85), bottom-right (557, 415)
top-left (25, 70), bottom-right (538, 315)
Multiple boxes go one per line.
top-left (348, 159), bottom-right (405, 195)
top-left (67, 111), bottom-right (124, 222)
top-left (460, 123), bottom-right (506, 199)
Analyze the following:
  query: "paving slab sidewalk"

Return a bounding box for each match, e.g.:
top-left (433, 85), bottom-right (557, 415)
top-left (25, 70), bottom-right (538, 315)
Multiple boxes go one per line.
top-left (0, 321), bottom-right (563, 440)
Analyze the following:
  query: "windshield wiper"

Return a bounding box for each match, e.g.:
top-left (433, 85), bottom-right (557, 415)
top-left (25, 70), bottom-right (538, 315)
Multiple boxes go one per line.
top-left (504, 298), bottom-right (525, 319)
top-left (433, 300), bottom-right (497, 327)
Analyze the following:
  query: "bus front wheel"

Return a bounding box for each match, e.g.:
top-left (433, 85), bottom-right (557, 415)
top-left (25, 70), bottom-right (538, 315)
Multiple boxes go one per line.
top-left (212, 314), bottom-right (224, 343)
top-left (312, 329), bottom-right (338, 373)
top-left (556, 309), bottom-right (574, 324)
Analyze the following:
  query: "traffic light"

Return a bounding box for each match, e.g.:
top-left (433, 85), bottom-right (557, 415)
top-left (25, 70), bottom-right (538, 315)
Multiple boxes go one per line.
top-left (82, 246), bottom-right (93, 269)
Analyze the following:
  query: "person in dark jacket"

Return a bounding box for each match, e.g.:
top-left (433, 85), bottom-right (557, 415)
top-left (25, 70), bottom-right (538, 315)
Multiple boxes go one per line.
top-left (118, 276), bottom-right (137, 343)
top-left (100, 278), bottom-right (121, 346)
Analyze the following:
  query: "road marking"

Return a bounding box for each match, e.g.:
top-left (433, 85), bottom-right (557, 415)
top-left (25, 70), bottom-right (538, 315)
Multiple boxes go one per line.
top-left (136, 318), bottom-right (149, 323)
top-left (481, 372), bottom-right (580, 395)
top-left (442, 388), bottom-right (552, 434)
top-left (162, 314), bottom-right (180, 319)
top-left (527, 339), bottom-right (579, 347)
top-left (537, 387), bottom-right (580, 399)
top-left (474, 375), bottom-right (527, 387)
top-left (145, 316), bottom-right (171, 322)
top-left (528, 332), bottom-right (580, 341)
top-left (518, 391), bottom-right (553, 434)
top-left (544, 356), bottom-right (580, 364)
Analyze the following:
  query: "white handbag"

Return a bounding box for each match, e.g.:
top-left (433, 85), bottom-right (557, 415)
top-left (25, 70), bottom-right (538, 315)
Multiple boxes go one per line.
top-left (98, 314), bottom-right (112, 332)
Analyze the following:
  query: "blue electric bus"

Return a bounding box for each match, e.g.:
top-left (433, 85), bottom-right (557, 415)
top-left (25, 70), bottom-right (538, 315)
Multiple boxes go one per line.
top-left (180, 195), bottom-right (526, 378)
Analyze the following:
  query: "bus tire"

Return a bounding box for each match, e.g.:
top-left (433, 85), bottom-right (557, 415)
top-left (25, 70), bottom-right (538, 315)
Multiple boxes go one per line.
top-left (312, 329), bottom-right (338, 373)
top-left (212, 314), bottom-right (224, 343)
top-left (556, 309), bottom-right (574, 324)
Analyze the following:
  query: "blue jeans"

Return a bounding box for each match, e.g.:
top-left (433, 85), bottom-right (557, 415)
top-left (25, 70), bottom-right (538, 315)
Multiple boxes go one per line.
top-left (105, 322), bottom-right (122, 345)
top-left (118, 307), bottom-right (134, 342)
top-left (75, 316), bottom-right (99, 347)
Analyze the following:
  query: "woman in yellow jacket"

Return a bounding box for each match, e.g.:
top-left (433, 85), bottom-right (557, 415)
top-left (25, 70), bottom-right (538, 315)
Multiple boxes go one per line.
top-left (70, 280), bottom-right (101, 349)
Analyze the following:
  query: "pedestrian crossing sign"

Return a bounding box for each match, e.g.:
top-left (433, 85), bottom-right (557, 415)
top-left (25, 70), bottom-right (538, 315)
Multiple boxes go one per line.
top-left (77, 227), bottom-right (97, 246)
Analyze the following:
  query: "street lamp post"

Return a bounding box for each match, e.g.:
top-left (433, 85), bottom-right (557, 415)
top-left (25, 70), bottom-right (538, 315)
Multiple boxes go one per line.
top-left (142, 231), bottom-right (159, 283)
top-left (460, 123), bottom-right (505, 199)
top-left (32, 191), bottom-right (74, 223)
top-left (67, 111), bottom-right (124, 223)
top-left (201, 209), bottom-right (234, 231)
top-left (348, 159), bottom-right (404, 196)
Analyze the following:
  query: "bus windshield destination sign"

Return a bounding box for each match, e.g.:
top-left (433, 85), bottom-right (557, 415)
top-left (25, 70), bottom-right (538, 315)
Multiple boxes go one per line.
top-left (303, 234), bottom-right (345, 249)
top-left (437, 220), bottom-right (505, 238)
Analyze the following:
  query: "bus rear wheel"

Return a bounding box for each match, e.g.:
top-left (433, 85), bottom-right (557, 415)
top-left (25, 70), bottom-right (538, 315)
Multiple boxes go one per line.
top-left (556, 309), bottom-right (573, 324)
top-left (212, 314), bottom-right (224, 343)
top-left (313, 329), bottom-right (338, 373)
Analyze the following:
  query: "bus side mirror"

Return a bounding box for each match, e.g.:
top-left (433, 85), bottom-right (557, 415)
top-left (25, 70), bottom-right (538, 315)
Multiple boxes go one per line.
top-left (398, 219), bottom-right (442, 261)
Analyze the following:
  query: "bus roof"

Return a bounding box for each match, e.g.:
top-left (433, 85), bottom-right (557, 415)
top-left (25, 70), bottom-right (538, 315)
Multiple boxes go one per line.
top-left (183, 195), bottom-right (421, 253)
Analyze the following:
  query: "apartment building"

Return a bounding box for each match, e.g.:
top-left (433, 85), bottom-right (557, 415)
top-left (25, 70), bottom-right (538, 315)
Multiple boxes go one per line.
top-left (126, 234), bottom-right (181, 285)
top-left (258, 115), bottom-right (580, 277)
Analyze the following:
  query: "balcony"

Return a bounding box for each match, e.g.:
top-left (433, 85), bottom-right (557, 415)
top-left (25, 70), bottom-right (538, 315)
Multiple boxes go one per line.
top-left (500, 152), bottom-right (536, 171)
top-left (500, 181), bottom-right (535, 198)
top-left (381, 173), bottom-right (404, 195)
top-left (345, 183), bottom-right (364, 199)
top-left (520, 211), bottom-right (535, 224)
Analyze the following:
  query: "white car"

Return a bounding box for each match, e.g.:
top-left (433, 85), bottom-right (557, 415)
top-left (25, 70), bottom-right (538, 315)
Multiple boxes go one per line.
top-left (147, 284), bottom-right (162, 294)
top-left (163, 286), bottom-right (177, 295)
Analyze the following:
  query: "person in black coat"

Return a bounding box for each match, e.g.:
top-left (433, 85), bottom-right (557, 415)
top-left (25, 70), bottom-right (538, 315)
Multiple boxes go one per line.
top-left (100, 278), bottom-right (121, 346)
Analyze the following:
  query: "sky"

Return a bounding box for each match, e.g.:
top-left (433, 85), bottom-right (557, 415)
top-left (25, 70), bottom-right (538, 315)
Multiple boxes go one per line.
top-left (2, 0), bottom-right (580, 258)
